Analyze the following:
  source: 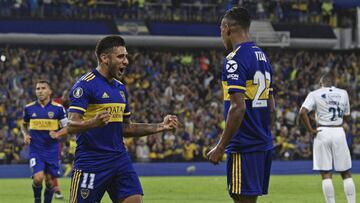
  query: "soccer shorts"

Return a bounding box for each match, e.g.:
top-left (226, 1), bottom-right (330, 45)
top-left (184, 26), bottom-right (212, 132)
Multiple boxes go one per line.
top-left (226, 150), bottom-right (272, 197)
top-left (70, 156), bottom-right (143, 203)
top-left (29, 153), bottom-right (61, 177)
top-left (313, 127), bottom-right (352, 171)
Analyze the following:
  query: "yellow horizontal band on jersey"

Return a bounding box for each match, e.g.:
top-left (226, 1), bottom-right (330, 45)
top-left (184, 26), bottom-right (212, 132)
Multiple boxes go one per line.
top-left (83, 103), bottom-right (126, 122)
top-left (228, 85), bottom-right (246, 91)
top-left (29, 119), bottom-right (59, 131)
top-left (69, 106), bottom-right (86, 112)
top-left (244, 80), bottom-right (270, 100)
top-left (124, 112), bottom-right (131, 116)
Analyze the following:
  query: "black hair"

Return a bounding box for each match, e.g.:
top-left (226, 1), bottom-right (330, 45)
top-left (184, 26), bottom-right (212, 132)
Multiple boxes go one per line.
top-left (320, 73), bottom-right (335, 87)
top-left (223, 7), bottom-right (251, 29)
top-left (95, 35), bottom-right (126, 61)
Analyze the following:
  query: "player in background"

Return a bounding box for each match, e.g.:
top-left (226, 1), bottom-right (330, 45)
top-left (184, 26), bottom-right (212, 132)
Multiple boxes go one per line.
top-left (51, 35), bottom-right (179, 203)
top-left (299, 74), bottom-right (356, 203)
top-left (207, 7), bottom-right (275, 203)
top-left (21, 80), bottom-right (68, 203)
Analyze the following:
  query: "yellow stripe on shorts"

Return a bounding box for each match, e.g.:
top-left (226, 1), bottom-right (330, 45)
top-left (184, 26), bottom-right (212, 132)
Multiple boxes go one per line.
top-left (71, 170), bottom-right (82, 203)
top-left (232, 153), bottom-right (241, 195)
top-left (238, 154), bottom-right (242, 194)
top-left (232, 154), bottom-right (235, 193)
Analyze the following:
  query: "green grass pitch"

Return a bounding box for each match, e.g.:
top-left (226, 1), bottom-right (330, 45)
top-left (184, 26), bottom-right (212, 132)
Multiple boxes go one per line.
top-left (0, 175), bottom-right (358, 203)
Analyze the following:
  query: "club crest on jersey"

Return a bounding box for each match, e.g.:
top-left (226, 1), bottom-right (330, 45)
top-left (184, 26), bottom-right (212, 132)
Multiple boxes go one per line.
top-left (73, 87), bottom-right (83, 98)
top-left (120, 91), bottom-right (126, 101)
top-left (81, 189), bottom-right (90, 199)
top-left (48, 111), bottom-right (54, 118)
top-left (226, 60), bottom-right (238, 73)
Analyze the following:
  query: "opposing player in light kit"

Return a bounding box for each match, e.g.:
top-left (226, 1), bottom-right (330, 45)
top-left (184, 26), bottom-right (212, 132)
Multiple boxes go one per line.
top-left (21, 80), bottom-right (68, 203)
top-left (207, 7), bottom-right (275, 203)
top-left (299, 74), bottom-right (356, 203)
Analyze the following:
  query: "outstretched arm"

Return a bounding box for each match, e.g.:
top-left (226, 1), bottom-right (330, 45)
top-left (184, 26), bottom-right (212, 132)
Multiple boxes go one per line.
top-left (123, 115), bottom-right (178, 138)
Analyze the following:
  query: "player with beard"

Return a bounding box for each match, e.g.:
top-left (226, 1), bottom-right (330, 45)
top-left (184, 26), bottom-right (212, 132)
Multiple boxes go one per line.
top-left (53, 35), bottom-right (179, 203)
top-left (22, 80), bottom-right (68, 203)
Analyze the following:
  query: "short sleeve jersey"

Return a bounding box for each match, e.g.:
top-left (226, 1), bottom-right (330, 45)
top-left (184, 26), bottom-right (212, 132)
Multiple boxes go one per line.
top-left (23, 101), bottom-right (67, 159)
top-left (68, 69), bottom-right (131, 171)
top-left (301, 87), bottom-right (350, 126)
top-left (222, 41), bottom-right (274, 153)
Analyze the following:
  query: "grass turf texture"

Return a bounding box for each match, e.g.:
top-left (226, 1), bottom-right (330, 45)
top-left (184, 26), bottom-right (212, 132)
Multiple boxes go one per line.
top-left (0, 175), bottom-right (358, 203)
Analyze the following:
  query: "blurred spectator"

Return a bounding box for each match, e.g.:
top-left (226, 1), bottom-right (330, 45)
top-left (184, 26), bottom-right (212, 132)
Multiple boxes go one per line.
top-left (136, 138), bottom-right (150, 162)
top-left (321, 0), bottom-right (333, 25)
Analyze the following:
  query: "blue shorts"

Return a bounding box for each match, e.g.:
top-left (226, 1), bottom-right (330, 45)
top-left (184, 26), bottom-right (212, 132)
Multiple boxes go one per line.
top-left (226, 150), bottom-right (272, 197)
top-left (70, 157), bottom-right (143, 202)
top-left (29, 153), bottom-right (61, 177)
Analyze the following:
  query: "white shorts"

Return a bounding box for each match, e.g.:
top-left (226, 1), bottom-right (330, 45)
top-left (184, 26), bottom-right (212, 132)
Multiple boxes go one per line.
top-left (313, 127), bottom-right (352, 171)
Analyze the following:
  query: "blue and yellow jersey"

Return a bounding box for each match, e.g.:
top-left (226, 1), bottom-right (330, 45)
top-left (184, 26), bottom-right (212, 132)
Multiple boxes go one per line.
top-left (23, 100), bottom-right (67, 159)
top-left (68, 69), bottom-right (131, 171)
top-left (222, 41), bottom-right (274, 153)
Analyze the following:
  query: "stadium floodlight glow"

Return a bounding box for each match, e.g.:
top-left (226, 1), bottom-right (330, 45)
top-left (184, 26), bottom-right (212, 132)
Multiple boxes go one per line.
top-left (0, 55), bottom-right (5, 62)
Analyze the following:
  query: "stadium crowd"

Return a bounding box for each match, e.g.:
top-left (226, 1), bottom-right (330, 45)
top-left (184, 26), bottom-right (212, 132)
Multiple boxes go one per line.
top-left (0, 0), bottom-right (352, 26)
top-left (0, 46), bottom-right (360, 165)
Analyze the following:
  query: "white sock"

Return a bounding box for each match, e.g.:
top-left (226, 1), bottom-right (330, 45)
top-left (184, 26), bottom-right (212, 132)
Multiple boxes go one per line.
top-left (322, 179), bottom-right (336, 203)
top-left (343, 178), bottom-right (356, 203)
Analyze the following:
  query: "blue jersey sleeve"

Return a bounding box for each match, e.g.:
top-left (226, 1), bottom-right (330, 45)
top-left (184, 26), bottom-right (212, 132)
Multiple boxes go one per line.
top-left (23, 107), bottom-right (30, 123)
top-left (224, 57), bottom-right (247, 94)
top-left (68, 81), bottom-right (91, 115)
top-left (123, 87), bottom-right (131, 118)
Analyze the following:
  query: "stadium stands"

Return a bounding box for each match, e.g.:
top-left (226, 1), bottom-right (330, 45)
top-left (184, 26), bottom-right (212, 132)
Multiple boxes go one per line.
top-left (0, 0), bottom-right (354, 27)
top-left (0, 46), bottom-right (359, 164)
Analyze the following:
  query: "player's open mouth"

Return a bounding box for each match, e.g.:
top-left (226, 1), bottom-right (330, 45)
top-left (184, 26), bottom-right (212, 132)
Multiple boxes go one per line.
top-left (118, 67), bottom-right (125, 75)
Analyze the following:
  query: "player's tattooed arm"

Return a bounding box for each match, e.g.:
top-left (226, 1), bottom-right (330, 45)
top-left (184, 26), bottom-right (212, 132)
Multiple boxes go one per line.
top-left (21, 122), bottom-right (31, 144)
top-left (123, 115), bottom-right (178, 138)
top-left (67, 111), bottom-right (110, 134)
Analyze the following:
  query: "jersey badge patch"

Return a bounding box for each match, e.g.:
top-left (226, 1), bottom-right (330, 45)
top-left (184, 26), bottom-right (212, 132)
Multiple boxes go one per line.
top-left (226, 60), bottom-right (238, 73)
top-left (73, 87), bottom-right (83, 98)
top-left (120, 91), bottom-right (126, 101)
top-left (81, 189), bottom-right (90, 199)
top-left (48, 111), bottom-right (54, 118)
